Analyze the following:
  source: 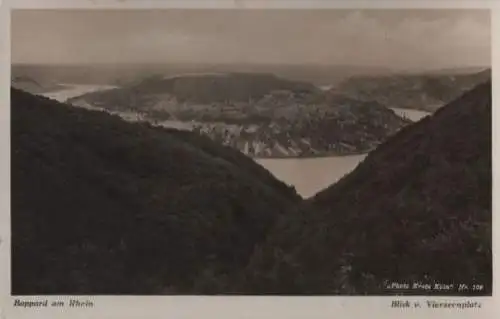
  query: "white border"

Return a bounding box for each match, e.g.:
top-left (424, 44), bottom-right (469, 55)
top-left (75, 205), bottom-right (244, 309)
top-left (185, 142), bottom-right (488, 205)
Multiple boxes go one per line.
top-left (1, 1), bottom-right (498, 318)
top-left (4, 0), bottom-right (500, 9)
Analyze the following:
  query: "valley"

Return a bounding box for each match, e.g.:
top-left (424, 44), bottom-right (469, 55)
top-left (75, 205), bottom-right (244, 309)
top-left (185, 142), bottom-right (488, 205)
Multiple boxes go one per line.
top-left (11, 80), bottom-right (492, 294)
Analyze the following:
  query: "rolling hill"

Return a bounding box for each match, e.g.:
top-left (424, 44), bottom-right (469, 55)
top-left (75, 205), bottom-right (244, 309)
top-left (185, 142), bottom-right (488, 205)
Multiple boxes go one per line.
top-left (11, 75), bottom-right (68, 94)
top-left (336, 68), bottom-right (491, 112)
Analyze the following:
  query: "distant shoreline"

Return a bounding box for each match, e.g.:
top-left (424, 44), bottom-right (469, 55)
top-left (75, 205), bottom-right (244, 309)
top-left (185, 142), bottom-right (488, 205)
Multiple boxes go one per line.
top-left (252, 150), bottom-right (371, 160)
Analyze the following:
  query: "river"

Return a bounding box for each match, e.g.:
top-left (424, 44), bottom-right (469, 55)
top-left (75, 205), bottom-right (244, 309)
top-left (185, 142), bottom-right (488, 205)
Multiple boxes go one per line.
top-left (41, 84), bottom-right (431, 198)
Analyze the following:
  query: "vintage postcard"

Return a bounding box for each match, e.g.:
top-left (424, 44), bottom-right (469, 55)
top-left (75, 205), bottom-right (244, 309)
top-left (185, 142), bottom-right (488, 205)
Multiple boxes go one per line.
top-left (1, 0), bottom-right (497, 318)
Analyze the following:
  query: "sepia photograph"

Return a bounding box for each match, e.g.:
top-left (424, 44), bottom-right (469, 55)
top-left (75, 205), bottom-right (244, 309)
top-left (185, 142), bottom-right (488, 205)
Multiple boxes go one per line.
top-left (10, 7), bottom-right (492, 297)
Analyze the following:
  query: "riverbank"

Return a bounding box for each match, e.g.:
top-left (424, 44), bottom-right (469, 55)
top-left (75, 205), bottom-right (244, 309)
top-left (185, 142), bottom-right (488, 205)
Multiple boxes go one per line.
top-left (249, 149), bottom-right (372, 160)
top-left (37, 83), bottom-right (433, 198)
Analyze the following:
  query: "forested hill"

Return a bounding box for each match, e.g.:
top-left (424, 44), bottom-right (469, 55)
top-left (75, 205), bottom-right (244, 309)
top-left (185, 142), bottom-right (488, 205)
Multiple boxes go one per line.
top-left (238, 80), bottom-right (492, 295)
top-left (11, 88), bottom-right (299, 295)
top-left (81, 72), bottom-right (319, 105)
top-left (336, 68), bottom-right (491, 112)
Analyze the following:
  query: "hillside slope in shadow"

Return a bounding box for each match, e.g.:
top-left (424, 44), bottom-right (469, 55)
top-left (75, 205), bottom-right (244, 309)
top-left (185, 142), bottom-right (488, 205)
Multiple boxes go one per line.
top-left (239, 80), bottom-right (492, 295)
top-left (11, 88), bottom-right (300, 295)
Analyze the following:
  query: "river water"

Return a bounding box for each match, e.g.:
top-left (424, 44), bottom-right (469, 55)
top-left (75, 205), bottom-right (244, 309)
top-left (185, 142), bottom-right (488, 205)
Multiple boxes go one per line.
top-left (256, 154), bottom-right (368, 198)
top-left (41, 84), bottom-right (431, 198)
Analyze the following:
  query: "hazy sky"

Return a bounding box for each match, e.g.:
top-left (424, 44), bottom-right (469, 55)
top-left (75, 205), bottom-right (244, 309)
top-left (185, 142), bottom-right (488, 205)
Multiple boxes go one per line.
top-left (11, 9), bottom-right (491, 70)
